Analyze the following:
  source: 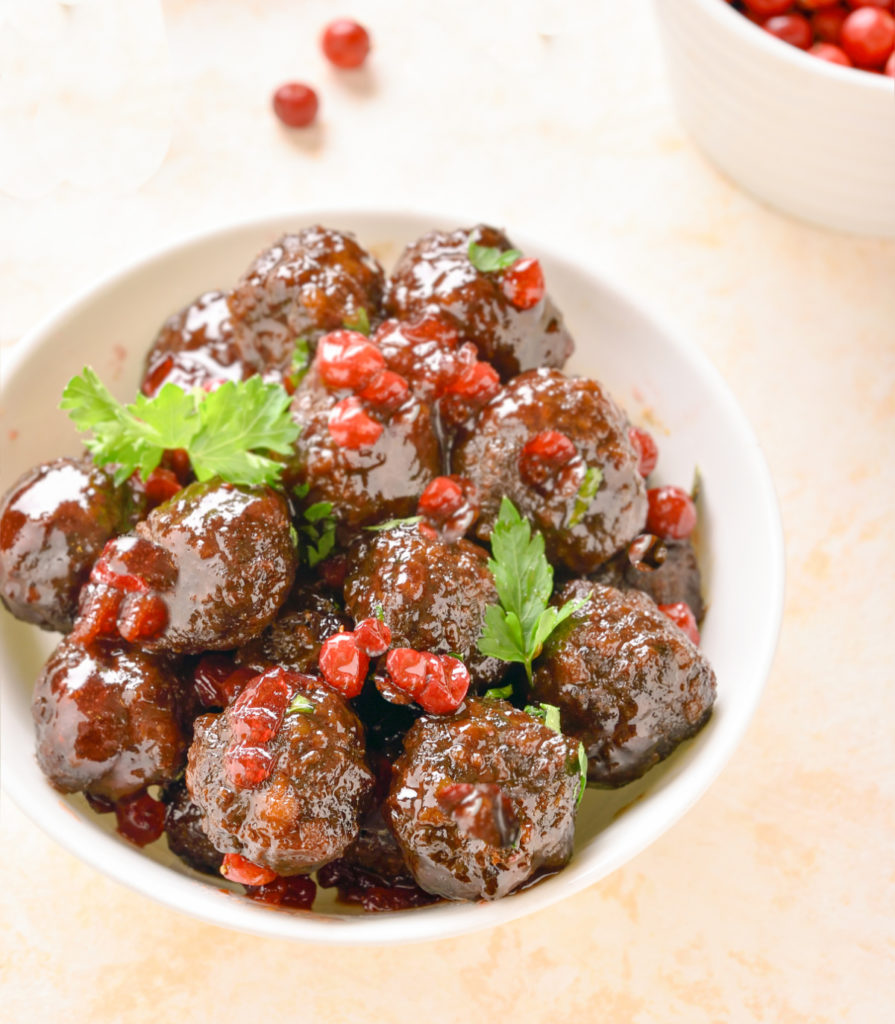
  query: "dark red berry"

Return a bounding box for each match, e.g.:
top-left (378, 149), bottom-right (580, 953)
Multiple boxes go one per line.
top-left (358, 369), bottom-right (410, 413)
top-left (221, 853), bottom-right (278, 886)
top-left (353, 617), bottom-right (392, 657)
top-left (764, 12), bottom-right (814, 47)
top-left (439, 361), bottom-right (501, 428)
top-left (384, 649), bottom-right (469, 714)
top-left (743, 0), bottom-right (794, 15)
top-left (245, 874), bottom-right (317, 909)
top-left (193, 655), bottom-right (255, 707)
top-left (659, 602), bottom-right (701, 646)
top-left (321, 18), bottom-right (371, 69)
top-left (114, 789), bottom-right (166, 847)
top-left (117, 591), bottom-right (168, 643)
top-left (328, 396), bottom-right (383, 449)
top-left (501, 257), bottom-right (545, 311)
top-left (85, 792), bottom-right (116, 814)
top-left (518, 430), bottom-right (579, 493)
top-left (809, 40), bottom-right (853, 61)
top-left (272, 82), bottom-right (319, 128)
top-left (319, 632), bottom-right (369, 698)
top-left (628, 426), bottom-right (659, 477)
top-left (646, 485), bottom-right (697, 540)
top-left (841, 7), bottom-right (895, 65)
top-left (141, 466), bottom-right (182, 506)
top-left (887, 46), bottom-right (895, 69)
top-left (813, 5), bottom-right (850, 41)
top-left (316, 330), bottom-right (385, 391)
top-left (418, 476), bottom-right (465, 520)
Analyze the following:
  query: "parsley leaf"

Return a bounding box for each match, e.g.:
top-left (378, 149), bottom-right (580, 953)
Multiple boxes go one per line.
top-left (568, 465), bottom-right (603, 527)
top-left (60, 368), bottom-right (299, 487)
top-left (524, 702), bottom-right (561, 732)
top-left (477, 498), bottom-right (587, 681)
top-left (295, 499), bottom-right (337, 567)
top-left (343, 307), bottom-right (371, 336)
top-left (286, 338), bottom-right (311, 390)
top-left (483, 683), bottom-right (514, 701)
top-left (365, 515), bottom-right (423, 532)
top-left (577, 741), bottom-right (588, 807)
top-left (467, 238), bottom-right (522, 274)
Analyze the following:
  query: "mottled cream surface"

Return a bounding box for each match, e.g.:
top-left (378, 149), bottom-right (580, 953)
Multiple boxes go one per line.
top-left (1, 0), bottom-right (893, 1021)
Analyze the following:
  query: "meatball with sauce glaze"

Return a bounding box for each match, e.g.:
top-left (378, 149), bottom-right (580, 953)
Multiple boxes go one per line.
top-left (596, 537), bottom-right (705, 623)
top-left (31, 635), bottom-right (190, 800)
top-left (385, 225), bottom-right (573, 381)
top-left (530, 581), bottom-right (716, 788)
top-left (385, 698), bottom-right (582, 901)
top-left (186, 669), bottom-right (374, 875)
top-left (74, 479), bottom-right (297, 654)
top-left (453, 368), bottom-right (647, 574)
top-left (228, 226), bottom-right (385, 369)
top-left (162, 778), bottom-right (224, 876)
top-left (343, 523), bottom-right (506, 690)
top-left (0, 457), bottom-right (145, 633)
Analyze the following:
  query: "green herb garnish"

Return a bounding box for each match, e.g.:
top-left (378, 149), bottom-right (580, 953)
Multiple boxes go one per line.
top-left (374, 603), bottom-right (385, 622)
top-left (286, 692), bottom-right (315, 715)
top-left (483, 683), bottom-right (514, 701)
top-left (296, 499), bottom-right (337, 567)
top-left (524, 702), bottom-right (561, 733)
top-left (365, 515), bottom-right (423, 532)
top-left (60, 368), bottom-right (299, 487)
top-left (576, 741), bottom-right (588, 807)
top-left (467, 238), bottom-right (522, 274)
top-left (343, 307), bottom-right (371, 336)
top-left (477, 498), bottom-right (587, 681)
top-left (568, 465), bottom-right (603, 527)
top-left (286, 337), bottom-right (311, 390)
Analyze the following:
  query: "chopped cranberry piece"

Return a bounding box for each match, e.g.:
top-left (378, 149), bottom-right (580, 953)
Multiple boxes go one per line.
top-left (841, 7), bottom-right (895, 65)
top-left (117, 592), bottom-right (168, 643)
top-left (321, 18), bottom-right (371, 69)
top-left (646, 485), bottom-right (697, 540)
top-left (501, 257), bottom-right (545, 311)
top-left (141, 467), bottom-right (182, 506)
top-left (224, 743), bottom-right (275, 789)
top-left (114, 789), bottom-right (166, 847)
top-left (373, 669), bottom-right (417, 705)
top-left (764, 13), bottom-right (814, 47)
top-left (810, 40), bottom-right (854, 62)
top-left (436, 781), bottom-right (521, 847)
top-left (328, 396), bottom-right (384, 449)
top-left (230, 669), bottom-right (295, 744)
top-left (319, 632), bottom-right (369, 698)
top-left (358, 369), bottom-right (410, 413)
top-left (316, 330), bottom-right (386, 391)
top-left (659, 602), bottom-right (701, 646)
top-left (245, 874), bottom-right (317, 909)
top-left (385, 649), bottom-right (469, 714)
top-left (70, 585), bottom-right (122, 644)
top-left (221, 853), bottom-right (278, 886)
top-left (353, 617), bottom-right (392, 657)
top-left (272, 82), bottom-right (319, 128)
top-left (628, 426), bottom-right (659, 477)
top-left (518, 429), bottom-right (581, 496)
top-left (317, 554), bottom-right (348, 590)
top-left (439, 361), bottom-right (501, 428)
top-left (417, 475), bottom-right (479, 542)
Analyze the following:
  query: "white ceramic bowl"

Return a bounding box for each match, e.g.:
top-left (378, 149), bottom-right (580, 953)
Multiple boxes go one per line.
top-left (0, 209), bottom-right (784, 944)
top-left (653, 0), bottom-right (895, 236)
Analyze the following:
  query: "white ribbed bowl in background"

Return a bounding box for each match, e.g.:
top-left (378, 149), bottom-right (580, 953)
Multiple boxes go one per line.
top-left (653, 0), bottom-right (895, 236)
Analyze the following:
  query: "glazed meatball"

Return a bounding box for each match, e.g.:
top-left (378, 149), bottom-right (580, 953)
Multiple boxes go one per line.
top-left (0, 458), bottom-right (143, 632)
top-left (343, 524), bottom-right (506, 689)
top-left (74, 480), bottom-right (297, 654)
top-left (286, 369), bottom-right (440, 531)
top-left (385, 698), bottom-right (581, 901)
top-left (228, 226), bottom-right (385, 369)
top-left (385, 225), bottom-right (573, 381)
top-left (162, 779), bottom-right (224, 876)
top-left (453, 368), bottom-right (647, 574)
top-left (234, 583), bottom-right (349, 675)
top-left (597, 538), bottom-right (705, 622)
top-left (530, 581), bottom-right (716, 788)
top-left (141, 290), bottom-right (253, 396)
top-left (186, 669), bottom-right (374, 875)
top-left (32, 636), bottom-right (189, 800)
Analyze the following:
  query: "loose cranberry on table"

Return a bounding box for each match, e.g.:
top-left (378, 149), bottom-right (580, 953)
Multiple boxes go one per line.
top-left (272, 82), bottom-right (319, 128)
top-left (659, 602), bottom-right (701, 646)
top-left (840, 6), bottom-right (895, 65)
top-left (646, 485), bottom-right (697, 541)
top-left (321, 18), bottom-right (371, 69)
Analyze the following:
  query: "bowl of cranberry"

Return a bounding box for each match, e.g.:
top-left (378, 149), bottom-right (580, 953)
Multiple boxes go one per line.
top-left (0, 210), bottom-right (783, 943)
top-left (653, 0), bottom-right (895, 236)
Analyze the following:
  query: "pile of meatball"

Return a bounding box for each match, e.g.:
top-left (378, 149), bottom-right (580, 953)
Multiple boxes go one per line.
top-left (0, 224), bottom-right (716, 912)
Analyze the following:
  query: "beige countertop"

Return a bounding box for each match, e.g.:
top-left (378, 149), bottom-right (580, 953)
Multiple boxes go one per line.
top-left (1, 1), bottom-right (893, 1020)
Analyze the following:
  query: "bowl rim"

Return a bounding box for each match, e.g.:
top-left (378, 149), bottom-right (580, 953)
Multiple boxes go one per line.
top-left (0, 205), bottom-right (785, 944)
top-left (682, 0), bottom-right (894, 91)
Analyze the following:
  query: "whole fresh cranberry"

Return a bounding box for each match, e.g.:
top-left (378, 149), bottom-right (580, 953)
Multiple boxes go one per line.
top-left (764, 12), bottom-right (814, 47)
top-left (501, 257), bottom-right (545, 311)
top-left (321, 18), bottom-right (371, 69)
top-left (886, 46), bottom-right (895, 69)
top-left (628, 426), bottom-right (659, 477)
top-left (812, 5), bottom-right (850, 42)
top-left (319, 631), bottom-right (369, 698)
top-left (658, 602), bottom-right (701, 646)
top-left (272, 83), bottom-right (319, 128)
top-left (840, 7), bottom-right (895, 66)
top-left (743, 0), bottom-right (796, 15)
top-left (809, 40), bottom-right (854, 61)
top-left (646, 485), bottom-right (697, 540)
top-left (518, 430), bottom-right (582, 497)
top-left (353, 617), bottom-right (392, 657)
